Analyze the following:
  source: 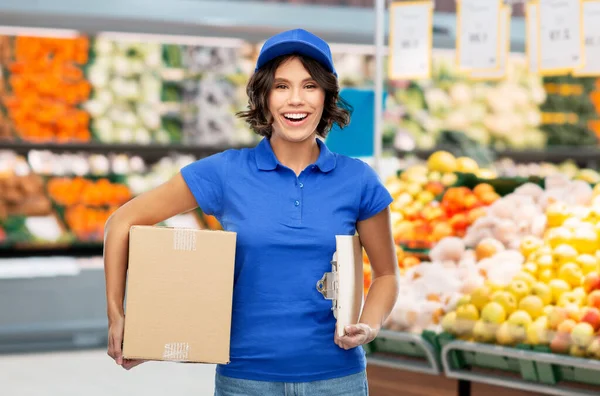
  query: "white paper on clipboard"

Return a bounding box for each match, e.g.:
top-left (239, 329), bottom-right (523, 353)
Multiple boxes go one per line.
top-left (317, 235), bottom-right (364, 338)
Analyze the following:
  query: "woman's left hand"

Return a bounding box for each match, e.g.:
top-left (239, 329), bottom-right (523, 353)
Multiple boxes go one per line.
top-left (334, 323), bottom-right (378, 350)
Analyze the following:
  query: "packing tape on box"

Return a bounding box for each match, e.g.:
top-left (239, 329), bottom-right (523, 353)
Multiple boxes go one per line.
top-left (163, 342), bottom-right (190, 361)
top-left (173, 229), bottom-right (197, 251)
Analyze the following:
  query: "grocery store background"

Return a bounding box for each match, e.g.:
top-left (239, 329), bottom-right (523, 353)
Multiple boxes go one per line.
top-left (2, 0), bottom-right (600, 395)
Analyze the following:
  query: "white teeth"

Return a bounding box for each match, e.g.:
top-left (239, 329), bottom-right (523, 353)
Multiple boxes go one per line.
top-left (284, 113), bottom-right (308, 120)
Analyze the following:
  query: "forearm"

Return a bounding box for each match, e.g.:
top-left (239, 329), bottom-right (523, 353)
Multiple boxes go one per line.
top-left (103, 214), bottom-right (131, 324)
top-left (359, 274), bottom-right (399, 334)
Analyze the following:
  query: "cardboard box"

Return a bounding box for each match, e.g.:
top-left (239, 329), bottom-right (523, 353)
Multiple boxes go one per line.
top-left (122, 225), bottom-right (236, 364)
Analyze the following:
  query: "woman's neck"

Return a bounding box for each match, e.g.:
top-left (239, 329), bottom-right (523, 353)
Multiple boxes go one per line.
top-left (269, 134), bottom-right (320, 176)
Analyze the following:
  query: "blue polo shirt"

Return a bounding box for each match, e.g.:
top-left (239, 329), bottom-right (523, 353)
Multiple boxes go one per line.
top-left (180, 137), bottom-right (393, 382)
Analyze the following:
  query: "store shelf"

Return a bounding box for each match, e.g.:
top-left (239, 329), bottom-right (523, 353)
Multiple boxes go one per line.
top-left (366, 330), bottom-right (441, 375)
top-left (0, 141), bottom-right (253, 162)
top-left (0, 244), bottom-right (103, 258)
top-left (441, 339), bottom-right (600, 396)
top-left (0, 0), bottom-right (526, 50)
top-left (396, 147), bottom-right (600, 167)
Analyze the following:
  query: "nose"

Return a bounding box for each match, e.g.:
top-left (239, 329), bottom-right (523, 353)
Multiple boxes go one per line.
top-left (288, 87), bottom-right (304, 106)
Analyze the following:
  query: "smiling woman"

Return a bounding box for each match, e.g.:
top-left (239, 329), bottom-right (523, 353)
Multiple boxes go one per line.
top-left (104, 28), bottom-right (399, 396)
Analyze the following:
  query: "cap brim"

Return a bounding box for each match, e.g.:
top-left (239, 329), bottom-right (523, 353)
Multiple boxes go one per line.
top-left (255, 40), bottom-right (337, 77)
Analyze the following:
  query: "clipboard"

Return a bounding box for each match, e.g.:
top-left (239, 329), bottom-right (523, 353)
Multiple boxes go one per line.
top-left (316, 235), bottom-right (365, 338)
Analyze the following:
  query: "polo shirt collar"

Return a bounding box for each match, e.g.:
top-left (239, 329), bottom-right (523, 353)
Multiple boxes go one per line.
top-left (255, 137), bottom-right (336, 173)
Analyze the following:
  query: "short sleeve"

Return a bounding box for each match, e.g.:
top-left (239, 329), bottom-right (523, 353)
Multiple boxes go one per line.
top-left (180, 151), bottom-right (229, 217)
top-left (357, 161), bottom-right (393, 221)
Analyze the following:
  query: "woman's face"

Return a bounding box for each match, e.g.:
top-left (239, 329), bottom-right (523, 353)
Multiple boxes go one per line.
top-left (268, 57), bottom-right (325, 143)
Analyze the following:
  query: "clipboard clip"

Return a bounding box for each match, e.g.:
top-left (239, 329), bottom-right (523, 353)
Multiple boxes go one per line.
top-left (316, 257), bottom-right (338, 316)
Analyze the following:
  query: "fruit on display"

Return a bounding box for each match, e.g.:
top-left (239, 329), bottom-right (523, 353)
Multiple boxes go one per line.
top-left (47, 177), bottom-right (132, 207)
top-left (27, 150), bottom-right (147, 177)
top-left (84, 38), bottom-right (171, 144)
top-left (463, 175), bottom-right (593, 250)
top-left (392, 184), bottom-right (498, 249)
top-left (439, 185), bottom-right (600, 359)
top-left (1, 36), bottom-right (91, 142)
top-left (125, 154), bottom-right (196, 195)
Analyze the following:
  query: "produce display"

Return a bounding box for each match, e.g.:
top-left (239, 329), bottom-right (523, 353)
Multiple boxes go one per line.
top-left (386, 151), bottom-right (499, 249)
top-left (1, 36), bottom-right (91, 142)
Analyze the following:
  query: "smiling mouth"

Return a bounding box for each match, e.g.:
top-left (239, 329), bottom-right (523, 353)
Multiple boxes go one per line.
top-left (283, 113), bottom-right (309, 123)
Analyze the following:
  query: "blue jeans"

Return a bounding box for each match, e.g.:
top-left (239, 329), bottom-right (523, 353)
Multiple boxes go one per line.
top-left (214, 370), bottom-right (369, 396)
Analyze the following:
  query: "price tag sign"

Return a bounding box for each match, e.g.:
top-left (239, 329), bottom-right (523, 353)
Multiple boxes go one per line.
top-left (469, 6), bottom-right (511, 80)
top-left (537, 0), bottom-right (584, 75)
top-left (456, 0), bottom-right (503, 72)
top-left (573, 0), bottom-right (600, 76)
top-left (526, 2), bottom-right (539, 73)
top-left (388, 1), bottom-right (434, 80)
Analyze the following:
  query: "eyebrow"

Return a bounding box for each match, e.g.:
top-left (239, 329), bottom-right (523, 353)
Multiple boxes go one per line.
top-left (273, 77), bottom-right (315, 83)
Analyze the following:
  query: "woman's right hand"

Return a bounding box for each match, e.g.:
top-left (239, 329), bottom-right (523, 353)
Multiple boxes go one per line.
top-left (107, 315), bottom-right (125, 366)
top-left (107, 315), bottom-right (147, 370)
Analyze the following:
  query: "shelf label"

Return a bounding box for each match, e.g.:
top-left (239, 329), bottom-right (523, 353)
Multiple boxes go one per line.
top-left (468, 6), bottom-right (511, 80)
top-left (526, 2), bottom-right (540, 73)
top-left (456, 0), bottom-right (503, 72)
top-left (388, 1), bottom-right (434, 80)
top-left (537, 0), bottom-right (584, 75)
top-left (573, 0), bottom-right (600, 76)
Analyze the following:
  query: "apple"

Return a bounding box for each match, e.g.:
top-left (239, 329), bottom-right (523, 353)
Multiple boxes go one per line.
top-left (520, 236), bottom-right (543, 259)
top-left (523, 262), bottom-right (538, 276)
top-left (570, 344), bottom-right (588, 357)
top-left (564, 303), bottom-right (583, 322)
top-left (491, 291), bottom-right (518, 316)
top-left (576, 254), bottom-right (599, 275)
top-left (526, 317), bottom-right (550, 345)
top-left (473, 320), bottom-right (497, 343)
top-left (470, 285), bottom-right (492, 311)
top-left (557, 291), bottom-right (584, 308)
top-left (572, 287), bottom-right (586, 299)
top-left (531, 282), bottom-right (552, 305)
top-left (538, 269), bottom-right (555, 284)
top-left (558, 262), bottom-right (584, 288)
top-left (507, 279), bottom-right (531, 302)
top-left (557, 319), bottom-right (577, 334)
top-left (580, 307), bottom-right (600, 331)
top-left (519, 295), bottom-right (545, 319)
top-left (548, 279), bottom-right (572, 304)
top-left (572, 227), bottom-right (599, 255)
top-left (587, 290), bottom-right (600, 310)
top-left (456, 295), bottom-right (471, 307)
top-left (507, 310), bottom-right (533, 343)
top-left (553, 244), bottom-right (579, 267)
top-left (456, 303), bottom-right (479, 335)
top-left (475, 238), bottom-right (505, 261)
top-left (513, 272), bottom-right (537, 288)
top-left (441, 312), bottom-right (457, 334)
top-left (496, 322), bottom-right (515, 345)
top-left (571, 322), bottom-right (595, 347)
top-left (536, 254), bottom-right (554, 272)
top-left (584, 271), bottom-right (600, 293)
top-left (481, 302), bottom-right (507, 324)
top-left (547, 227), bottom-right (573, 248)
top-left (586, 336), bottom-right (600, 359)
top-left (546, 202), bottom-right (570, 228)
top-left (543, 305), bottom-right (555, 317)
top-left (550, 333), bottom-right (571, 354)
top-left (548, 307), bottom-right (569, 330)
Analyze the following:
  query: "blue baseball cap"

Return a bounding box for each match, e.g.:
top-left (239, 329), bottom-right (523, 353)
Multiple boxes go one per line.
top-left (255, 29), bottom-right (337, 77)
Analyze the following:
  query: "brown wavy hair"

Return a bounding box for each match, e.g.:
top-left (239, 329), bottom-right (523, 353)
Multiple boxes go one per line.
top-left (236, 54), bottom-right (353, 138)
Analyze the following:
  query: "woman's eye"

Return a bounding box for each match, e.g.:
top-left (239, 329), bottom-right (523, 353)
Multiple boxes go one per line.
top-left (276, 84), bottom-right (287, 89)
top-left (305, 84), bottom-right (317, 89)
